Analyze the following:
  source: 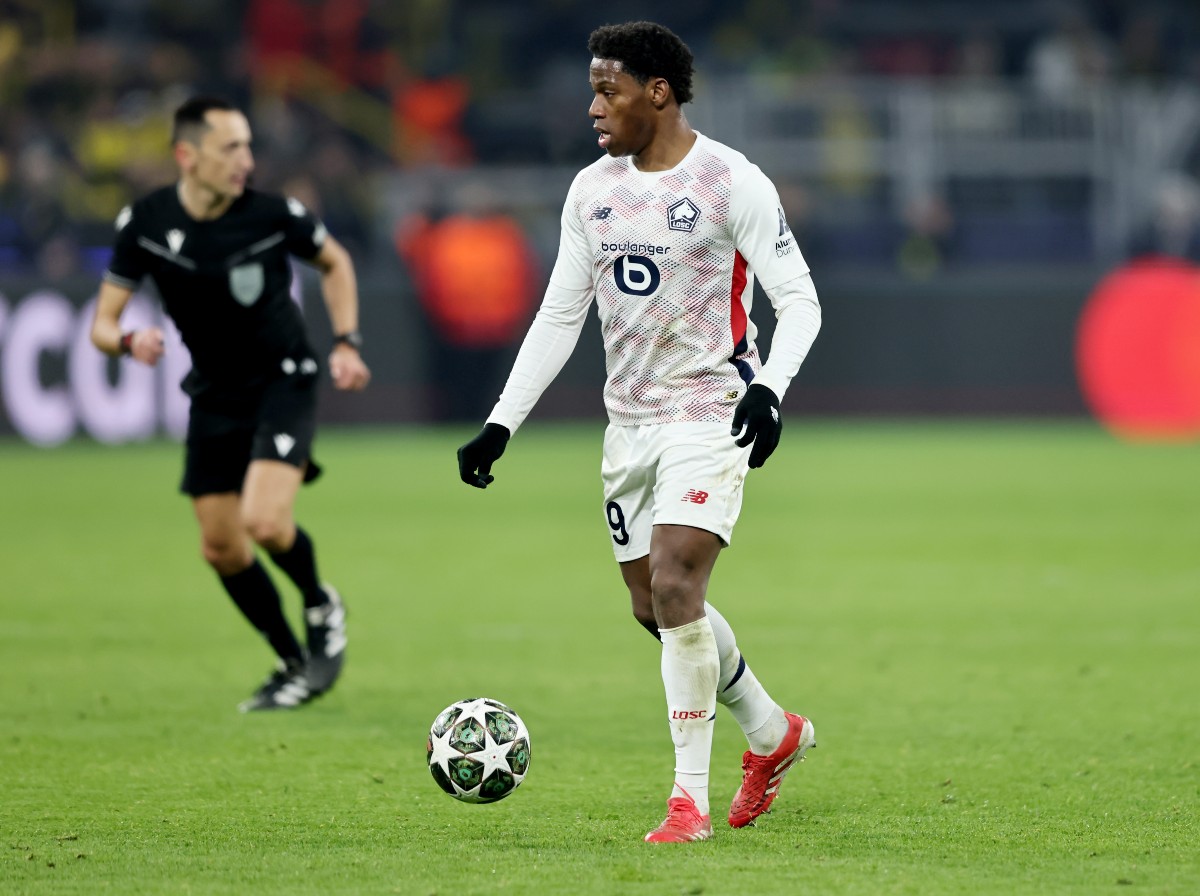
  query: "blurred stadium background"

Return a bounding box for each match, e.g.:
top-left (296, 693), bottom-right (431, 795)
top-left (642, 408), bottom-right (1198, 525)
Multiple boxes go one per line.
top-left (3, 0), bottom-right (1200, 443)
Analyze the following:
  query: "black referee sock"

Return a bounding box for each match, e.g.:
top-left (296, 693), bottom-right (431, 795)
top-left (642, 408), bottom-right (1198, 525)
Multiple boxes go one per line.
top-left (219, 560), bottom-right (305, 663)
top-left (269, 526), bottom-right (325, 609)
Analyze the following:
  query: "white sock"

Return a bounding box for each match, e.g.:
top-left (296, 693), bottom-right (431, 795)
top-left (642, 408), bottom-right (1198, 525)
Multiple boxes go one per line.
top-left (659, 616), bottom-right (719, 816)
top-left (705, 601), bottom-right (789, 756)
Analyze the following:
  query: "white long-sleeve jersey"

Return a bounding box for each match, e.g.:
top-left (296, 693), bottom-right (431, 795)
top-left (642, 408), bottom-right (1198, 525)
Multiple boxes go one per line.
top-left (487, 132), bottom-right (821, 433)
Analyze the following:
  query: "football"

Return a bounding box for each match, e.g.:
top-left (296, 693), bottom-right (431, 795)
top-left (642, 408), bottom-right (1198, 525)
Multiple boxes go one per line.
top-left (427, 697), bottom-right (531, 803)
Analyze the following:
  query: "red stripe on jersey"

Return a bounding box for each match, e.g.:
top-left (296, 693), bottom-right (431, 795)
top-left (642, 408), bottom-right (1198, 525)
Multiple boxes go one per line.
top-left (730, 251), bottom-right (748, 348)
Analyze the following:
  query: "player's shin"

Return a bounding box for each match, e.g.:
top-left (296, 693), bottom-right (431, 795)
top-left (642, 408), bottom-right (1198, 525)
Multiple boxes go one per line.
top-left (218, 559), bottom-right (304, 662)
top-left (267, 525), bottom-right (325, 607)
top-left (659, 617), bottom-right (719, 815)
top-left (705, 601), bottom-right (788, 755)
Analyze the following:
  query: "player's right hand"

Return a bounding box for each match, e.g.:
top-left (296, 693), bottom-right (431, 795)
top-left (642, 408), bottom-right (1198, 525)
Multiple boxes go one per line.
top-left (129, 327), bottom-right (166, 366)
top-left (457, 423), bottom-right (511, 488)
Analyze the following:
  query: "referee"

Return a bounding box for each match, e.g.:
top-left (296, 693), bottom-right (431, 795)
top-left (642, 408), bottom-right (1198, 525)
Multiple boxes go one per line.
top-left (91, 97), bottom-right (371, 711)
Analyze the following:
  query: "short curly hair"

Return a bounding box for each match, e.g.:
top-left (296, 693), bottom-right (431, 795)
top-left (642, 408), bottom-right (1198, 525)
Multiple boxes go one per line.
top-left (588, 21), bottom-right (695, 105)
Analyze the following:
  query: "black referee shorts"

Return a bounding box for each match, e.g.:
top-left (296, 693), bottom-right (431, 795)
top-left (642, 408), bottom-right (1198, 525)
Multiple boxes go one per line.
top-left (181, 372), bottom-right (321, 497)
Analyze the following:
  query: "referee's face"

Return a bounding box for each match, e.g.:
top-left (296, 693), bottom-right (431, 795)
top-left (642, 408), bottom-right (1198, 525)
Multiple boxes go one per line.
top-left (189, 110), bottom-right (255, 200)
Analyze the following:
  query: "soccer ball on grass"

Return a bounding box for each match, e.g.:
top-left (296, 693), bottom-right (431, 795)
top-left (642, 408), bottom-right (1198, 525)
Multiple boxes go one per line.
top-left (427, 697), bottom-right (531, 803)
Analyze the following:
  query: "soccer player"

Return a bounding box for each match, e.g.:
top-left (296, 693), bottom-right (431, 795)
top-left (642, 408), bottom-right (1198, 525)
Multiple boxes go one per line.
top-left (457, 22), bottom-right (822, 841)
top-left (91, 97), bottom-right (371, 712)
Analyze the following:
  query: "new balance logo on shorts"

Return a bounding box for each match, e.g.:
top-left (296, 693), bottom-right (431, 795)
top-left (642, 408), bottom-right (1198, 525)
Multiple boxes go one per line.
top-left (681, 489), bottom-right (709, 504)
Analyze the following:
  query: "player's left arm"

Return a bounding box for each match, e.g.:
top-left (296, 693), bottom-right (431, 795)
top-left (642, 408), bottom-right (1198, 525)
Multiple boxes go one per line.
top-left (728, 169), bottom-right (822, 466)
top-left (311, 235), bottom-right (370, 392)
top-left (729, 169), bottom-right (822, 404)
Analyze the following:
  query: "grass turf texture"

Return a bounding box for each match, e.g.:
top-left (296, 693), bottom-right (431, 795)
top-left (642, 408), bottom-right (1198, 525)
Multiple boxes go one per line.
top-left (1, 421), bottom-right (1197, 895)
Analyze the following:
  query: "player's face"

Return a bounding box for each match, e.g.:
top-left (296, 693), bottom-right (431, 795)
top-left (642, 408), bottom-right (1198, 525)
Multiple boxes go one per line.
top-left (589, 58), bottom-right (657, 157)
top-left (187, 110), bottom-right (255, 199)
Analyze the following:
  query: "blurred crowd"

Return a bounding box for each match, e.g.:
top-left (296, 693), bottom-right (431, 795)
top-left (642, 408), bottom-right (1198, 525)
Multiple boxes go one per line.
top-left (3, 0), bottom-right (1200, 282)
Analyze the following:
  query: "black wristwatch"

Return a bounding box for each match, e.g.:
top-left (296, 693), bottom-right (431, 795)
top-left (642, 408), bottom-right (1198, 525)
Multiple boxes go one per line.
top-left (332, 331), bottom-right (363, 350)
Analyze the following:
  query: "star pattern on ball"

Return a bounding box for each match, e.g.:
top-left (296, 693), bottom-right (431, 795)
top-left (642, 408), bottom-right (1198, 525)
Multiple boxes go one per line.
top-left (427, 697), bottom-right (530, 803)
top-left (428, 726), bottom-right (463, 772)
top-left (475, 733), bottom-right (518, 780)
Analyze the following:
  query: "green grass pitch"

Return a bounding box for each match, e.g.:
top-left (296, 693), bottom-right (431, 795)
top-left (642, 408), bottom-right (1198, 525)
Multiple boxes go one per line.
top-left (2, 421), bottom-right (1197, 895)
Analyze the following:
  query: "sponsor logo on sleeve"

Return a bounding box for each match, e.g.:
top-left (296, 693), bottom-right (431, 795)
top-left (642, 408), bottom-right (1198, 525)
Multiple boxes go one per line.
top-left (775, 207), bottom-right (796, 256)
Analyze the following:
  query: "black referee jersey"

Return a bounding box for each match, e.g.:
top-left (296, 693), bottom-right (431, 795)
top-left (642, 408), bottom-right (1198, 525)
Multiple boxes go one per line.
top-left (104, 185), bottom-right (327, 399)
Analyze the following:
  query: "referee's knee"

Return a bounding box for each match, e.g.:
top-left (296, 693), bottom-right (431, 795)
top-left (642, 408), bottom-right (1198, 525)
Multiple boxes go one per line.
top-left (243, 513), bottom-right (292, 553)
top-left (201, 536), bottom-right (252, 575)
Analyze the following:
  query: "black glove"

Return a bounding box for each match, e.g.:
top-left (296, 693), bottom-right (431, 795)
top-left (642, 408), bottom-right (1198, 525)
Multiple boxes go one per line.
top-left (457, 423), bottom-right (511, 488)
top-left (731, 383), bottom-right (782, 469)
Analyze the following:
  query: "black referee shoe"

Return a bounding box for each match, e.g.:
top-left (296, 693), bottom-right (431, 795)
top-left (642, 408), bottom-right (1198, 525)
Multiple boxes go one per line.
top-left (238, 658), bottom-right (313, 712)
top-left (305, 585), bottom-right (347, 695)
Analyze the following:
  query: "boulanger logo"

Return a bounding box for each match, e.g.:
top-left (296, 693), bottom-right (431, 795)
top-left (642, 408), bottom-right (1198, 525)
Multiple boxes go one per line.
top-left (613, 255), bottom-right (661, 296)
top-left (667, 197), bottom-right (701, 232)
top-left (601, 240), bottom-right (670, 256)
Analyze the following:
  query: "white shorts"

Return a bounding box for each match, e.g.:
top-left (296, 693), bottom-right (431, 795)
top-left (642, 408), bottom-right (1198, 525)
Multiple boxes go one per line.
top-left (600, 421), bottom-right (752, 562)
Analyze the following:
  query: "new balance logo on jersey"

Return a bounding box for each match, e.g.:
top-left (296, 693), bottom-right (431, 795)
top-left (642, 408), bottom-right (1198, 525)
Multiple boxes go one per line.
top-left (667, 198), bottom-right (701, 232)
top-left (274, 433), bottom-right (296, 457)
top-left (682, 489), bottom-right (709, 504)
top-left (778, 207), bottom-right (792, 236)
top-left (166, 229), bottom-right (185, 254)
top-left (590, 206), bottom-right (613, 220)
